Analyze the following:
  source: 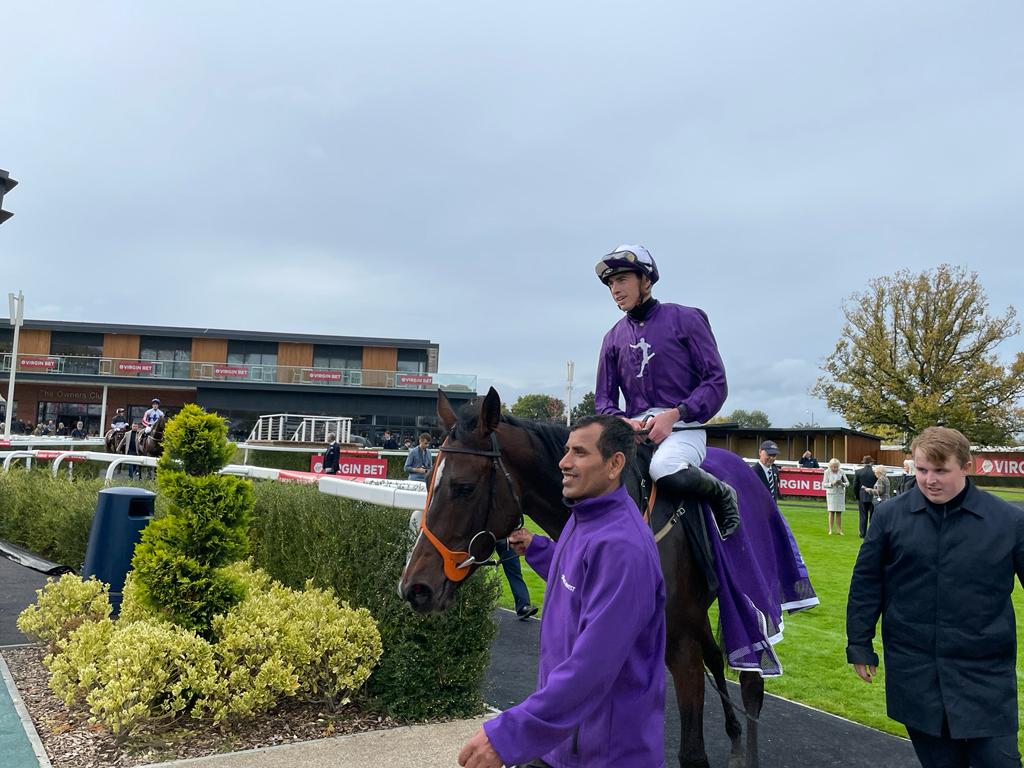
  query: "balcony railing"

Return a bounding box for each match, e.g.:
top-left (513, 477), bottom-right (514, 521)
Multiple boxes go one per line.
top-left (0, 353), bottom-right (476, 393)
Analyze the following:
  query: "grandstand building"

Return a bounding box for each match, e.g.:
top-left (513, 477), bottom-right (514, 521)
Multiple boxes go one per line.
top-left (0, 319), bottom-right (476, 442)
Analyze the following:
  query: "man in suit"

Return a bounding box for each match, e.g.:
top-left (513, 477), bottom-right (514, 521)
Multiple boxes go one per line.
top-left (852, 455), bottom-right (878, 538)
top-left (322, 432), bottom-right (341, 474)
top-left (752, 440), bottom-right (781, 500)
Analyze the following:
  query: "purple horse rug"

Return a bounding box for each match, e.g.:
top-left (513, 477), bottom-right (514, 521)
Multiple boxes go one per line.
top-left (701, 447), bottom-right (819, 676)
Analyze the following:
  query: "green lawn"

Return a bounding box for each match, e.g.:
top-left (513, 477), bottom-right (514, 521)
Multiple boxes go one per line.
top-left (496, 497), bottom-right (1024, 746)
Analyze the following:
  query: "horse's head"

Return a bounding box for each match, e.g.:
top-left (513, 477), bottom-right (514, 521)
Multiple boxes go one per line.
top-left (399, 387), bottom-right (526, 613)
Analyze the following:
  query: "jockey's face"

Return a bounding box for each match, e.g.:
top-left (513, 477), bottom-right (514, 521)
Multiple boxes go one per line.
top-left (606, 272), bottom-right (647, 312)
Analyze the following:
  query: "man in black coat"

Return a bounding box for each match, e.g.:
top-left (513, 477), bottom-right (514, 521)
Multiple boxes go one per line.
top-left (322, 433), bottom-right (341, 475)
top-left (846, 427), bottom-right (1024, 768)
top-left (751, 440), bottom-right (781, 500)
top-left (851, 455), bottom-right (878, 538)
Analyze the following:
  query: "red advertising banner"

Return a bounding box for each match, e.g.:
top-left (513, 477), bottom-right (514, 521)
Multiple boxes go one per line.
top-left (214, 365), bottom-right (250, 378)
top-left (307, 369), bottom-right (343, 383)
top-left (116, 361), bottom-right (156, 375)
top-left (973, 453), bottom-right (1024, 478)
top-left (398, 374), bottom-right (433, 386)
top-left (19, 356), bottom-right (58, 370)
top-left (310, 454), bottom-right (389, 478)
top-left (34, 452), bottom-right (86, 462)
top-left (0, 439), bottom-right (10, 447)
top-left (778, 467), bottom-right (827, 497)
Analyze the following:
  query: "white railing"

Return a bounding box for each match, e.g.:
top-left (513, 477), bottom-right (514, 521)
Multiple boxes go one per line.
top-left (247, 413), bottom-right (352, 444)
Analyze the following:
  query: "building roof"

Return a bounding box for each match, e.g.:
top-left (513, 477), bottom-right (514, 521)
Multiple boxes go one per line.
top-left (1, 318), bottom-right (437, 350)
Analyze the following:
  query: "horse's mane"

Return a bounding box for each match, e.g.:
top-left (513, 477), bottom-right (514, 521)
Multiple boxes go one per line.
top-left (454, 404), bottom-right (568, 492)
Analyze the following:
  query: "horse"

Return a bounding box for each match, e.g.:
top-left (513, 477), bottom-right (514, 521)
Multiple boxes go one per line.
top-left (135, 414), bottom-right (165, 458)
top-left (104, 426), bottom-right (128, 455)
top-left (400, 388), bottom-right (789, 768)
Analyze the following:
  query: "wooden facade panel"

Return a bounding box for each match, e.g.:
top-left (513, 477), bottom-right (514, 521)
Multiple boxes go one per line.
top-left (191, 337), bottom-right (228, 378)
top-left (103, 334), bottom-right (141, 360)
top-left (17, 329), bottom-right (51, 355)
top-left (362, 347), bottom-right (397, 387)
top-left (845, 435), bottom-right (877, 464)
top-left (277, 342), bottom-right (313, 383)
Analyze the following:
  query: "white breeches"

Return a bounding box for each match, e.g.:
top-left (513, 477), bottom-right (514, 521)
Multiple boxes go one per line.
top-left (633, 408), bottom-right (707, 481)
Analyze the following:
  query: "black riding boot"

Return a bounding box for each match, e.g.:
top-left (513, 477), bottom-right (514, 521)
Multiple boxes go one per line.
top-left (657, 466), bottom-right (741, 539)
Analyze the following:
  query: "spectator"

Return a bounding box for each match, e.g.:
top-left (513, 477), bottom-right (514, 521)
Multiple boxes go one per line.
top-left (459, 416), bottom-right (665, 768)
top-left (798, 450), bottom-right (820, 468)
top-left (870, 466), bottom-right (891, 505)
top-left (56, 422), bottom-right (68, 436)
top-left (404, 432), bottom-right (434, 482)
top-left (752, 440), bottom-right (781, 501)
top-left (402, 436), bottom-right (413, 450)
top-left (846, 426), bottom-right (1024, 767)
top-left (852, 455), bottom-right (878, 538)
top-left (381, 430), bottom-right (399, 450)
top-left (822, 458), bottom-right (848, 535)
top-left (322, 432), bottom-right (340, 474)
top-left (899, 459), bottom-right (917, 495)
top-left (45, 419), bottom-right (56, 434)
top-left (70, 421), bottom-right (86, 439)
top-left (495, 539), bottom-right (538, 620)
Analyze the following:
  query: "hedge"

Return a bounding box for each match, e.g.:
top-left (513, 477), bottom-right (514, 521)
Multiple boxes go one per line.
top-left (248, 481), bottom-right (500, 719)
top-left (0, 471), bottom-right (500, 721)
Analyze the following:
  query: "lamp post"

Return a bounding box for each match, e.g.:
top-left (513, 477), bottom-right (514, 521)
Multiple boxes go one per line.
top-left (566, 360), bottom-right (575, 427)
top-left (4, 290), bottom-right (24, 438)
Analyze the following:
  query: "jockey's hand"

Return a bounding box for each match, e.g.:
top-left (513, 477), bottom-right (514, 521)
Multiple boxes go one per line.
top-left (853, 663), bottom-right (877, 684)
top-left (646, 408), bottom-right (681, 445)
top-left (458, 727), bottom-right (502, 768)
top-left (619, 417), bottom-right (646, 443)
top-left (507, 527), bottom-right (533, 555)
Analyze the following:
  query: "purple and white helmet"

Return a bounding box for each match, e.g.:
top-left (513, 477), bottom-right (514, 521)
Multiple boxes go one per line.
top-left (594, 244), bottom-right (659, 286)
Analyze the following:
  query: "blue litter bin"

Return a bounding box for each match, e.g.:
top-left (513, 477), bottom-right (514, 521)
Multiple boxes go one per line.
top-left (82, 487), bottom-right (156, 615)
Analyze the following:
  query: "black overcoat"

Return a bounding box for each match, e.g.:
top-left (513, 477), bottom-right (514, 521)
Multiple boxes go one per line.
top-left (846, 481), bottom-right (1024, 738)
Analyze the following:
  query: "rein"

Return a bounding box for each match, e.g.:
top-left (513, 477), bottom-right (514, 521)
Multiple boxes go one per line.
top-left (418, 430), bottom-right (524, 582)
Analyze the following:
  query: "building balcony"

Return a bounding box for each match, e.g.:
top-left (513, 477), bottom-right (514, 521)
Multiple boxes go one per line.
top-left (0, 353), bottom-right (476, 393)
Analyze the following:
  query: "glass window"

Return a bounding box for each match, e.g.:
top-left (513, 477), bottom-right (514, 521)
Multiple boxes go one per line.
top-left (396, 348), bottom-right (427, 373)
top-left (312, 344), bottom-right (362, 370)
top-left (227, 340), bottom-right (277, 382)
top-left (0, 328), bottom-right (12, 354)
top-left (50, 331), bottom-right (103, 374)
top-left (139, 336), bottom-right (192, 379)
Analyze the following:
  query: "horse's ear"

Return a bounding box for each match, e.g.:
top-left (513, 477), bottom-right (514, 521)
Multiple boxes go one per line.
top-left (437, 390), bottom-right (457, 431)
top-left (479, 387), bottom-right (501, 436)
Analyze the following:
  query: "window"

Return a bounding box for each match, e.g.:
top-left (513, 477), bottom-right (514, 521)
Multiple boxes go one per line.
top-left (140, 336), bottom-right (192, 379)
top-left (50, 331), bottom-right (103, 374)
top-left (227, 340), bottom-right (277, 382)
top-left (396, 348), bottom-right (427, 374)
top-left (312, 344), bottom-right (362, 371)
top-left (0, 328), bottom-right (12, 354)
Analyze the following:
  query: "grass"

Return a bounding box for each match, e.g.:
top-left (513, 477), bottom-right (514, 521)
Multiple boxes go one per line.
top-left (495, 497), bottom-right (1024, 746)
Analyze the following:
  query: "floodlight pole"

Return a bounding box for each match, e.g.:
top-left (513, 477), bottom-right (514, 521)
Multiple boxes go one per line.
top-left (566, 360), bottom-right (575, 427)
top-left (4, 290), bottom-right (24, 438)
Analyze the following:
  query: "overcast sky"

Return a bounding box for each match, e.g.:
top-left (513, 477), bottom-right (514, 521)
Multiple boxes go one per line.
top-left (2, 2), bottom-right (1023, 427)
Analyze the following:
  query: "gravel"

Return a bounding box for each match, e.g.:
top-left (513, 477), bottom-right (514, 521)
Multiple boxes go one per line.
top-left (1, 646), bottom-right (404, 768)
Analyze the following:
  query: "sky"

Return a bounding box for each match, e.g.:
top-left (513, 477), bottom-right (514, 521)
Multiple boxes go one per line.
top-left (2, 2), bottom-right (1023, 428)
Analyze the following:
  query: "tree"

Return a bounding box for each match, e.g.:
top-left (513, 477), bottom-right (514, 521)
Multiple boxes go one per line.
top-left (510, 393), bottom-right (566, 422)
top-left (712, 409), bottom-right (772, 428)
top-left (571, 391), bottom-right (596, 422)
top-left (812, 264), bottom-right (1024, 445)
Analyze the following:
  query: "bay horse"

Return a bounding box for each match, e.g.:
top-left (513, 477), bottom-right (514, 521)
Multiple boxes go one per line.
top-left (134, 414), bottom-right (165, 458)
top-left (104, 427), bottom-right (128, 455)
top-left (400, 389), bottom-right (769, 768)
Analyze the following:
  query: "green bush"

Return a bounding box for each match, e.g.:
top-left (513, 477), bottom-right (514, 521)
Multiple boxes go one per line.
top-left (16, 573), bottom-right (112, 650)
top-left (132, 406), bottom-right (252, 636)
top-left (249, 481), bottom-right (500, 719)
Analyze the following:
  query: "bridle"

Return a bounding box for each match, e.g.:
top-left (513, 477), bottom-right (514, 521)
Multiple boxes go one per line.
top-left (418, 429), bottom-right (525, 582)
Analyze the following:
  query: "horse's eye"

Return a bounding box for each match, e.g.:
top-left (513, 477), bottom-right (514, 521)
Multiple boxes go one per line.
top-left (453, 483), bottom-right (475, 498)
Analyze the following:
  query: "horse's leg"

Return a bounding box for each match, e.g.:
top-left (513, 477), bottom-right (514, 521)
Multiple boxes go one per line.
top-left (739, 670), bottom-right (765, 768)
top-left (661, 521), bottom-right (712, 768)
top-left (700, 615), bottom-right (744, 768)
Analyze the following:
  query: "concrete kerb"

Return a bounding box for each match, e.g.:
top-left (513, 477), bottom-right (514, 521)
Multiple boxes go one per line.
top-left (138, 715), bottom-right (496, 768)
top-left (0, 653), bottom-right (54, 768)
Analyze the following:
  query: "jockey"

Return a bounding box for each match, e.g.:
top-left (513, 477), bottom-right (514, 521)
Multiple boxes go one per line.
top-left (594, 245), bottom-right (740, 538)
top-left (111, 408), bottom-right (128, 430)
top-left (142, 398), bottom-right (164, 435)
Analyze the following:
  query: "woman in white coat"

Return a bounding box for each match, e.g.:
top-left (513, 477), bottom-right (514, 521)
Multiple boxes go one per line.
top-left (822, 458), bottom-right (849, 535)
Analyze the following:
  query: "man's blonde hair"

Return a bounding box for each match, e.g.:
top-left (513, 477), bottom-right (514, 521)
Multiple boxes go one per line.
top-left (910, 427), bottom-right (971, 468)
